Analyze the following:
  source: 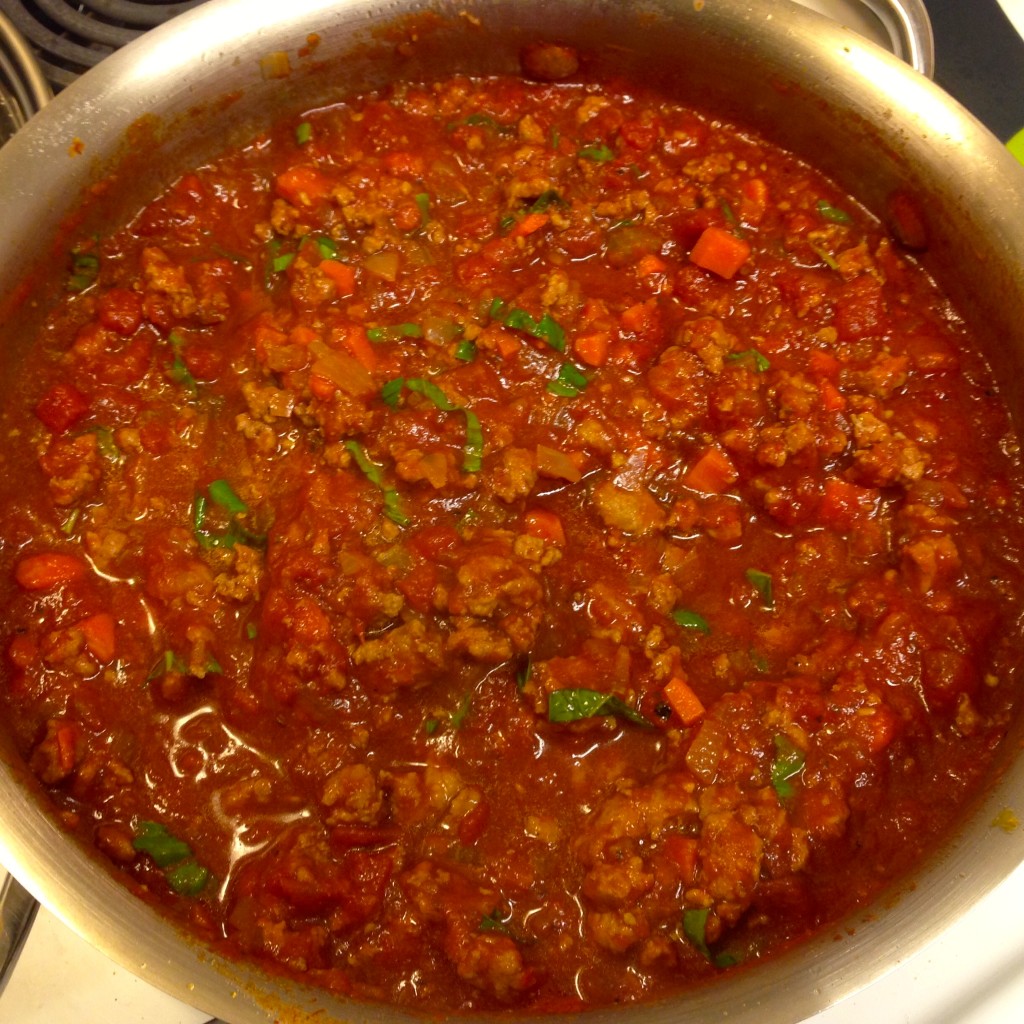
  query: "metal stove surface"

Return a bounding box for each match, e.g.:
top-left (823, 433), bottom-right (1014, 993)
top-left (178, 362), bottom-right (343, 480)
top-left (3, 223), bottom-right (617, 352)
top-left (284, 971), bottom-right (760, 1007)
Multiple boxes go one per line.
top-left (2, 1), bottom-right (1024, 1022)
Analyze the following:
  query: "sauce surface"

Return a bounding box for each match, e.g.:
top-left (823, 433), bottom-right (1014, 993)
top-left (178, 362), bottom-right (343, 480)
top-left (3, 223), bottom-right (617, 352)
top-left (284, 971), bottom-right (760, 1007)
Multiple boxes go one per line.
top-left (2, 73), bottom-right (1024, 1013)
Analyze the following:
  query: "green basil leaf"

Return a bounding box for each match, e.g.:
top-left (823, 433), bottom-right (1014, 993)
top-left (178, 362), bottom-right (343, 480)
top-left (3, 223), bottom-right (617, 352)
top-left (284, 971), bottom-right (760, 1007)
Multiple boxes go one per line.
top-left (548, 688), bottom-right (649, 727)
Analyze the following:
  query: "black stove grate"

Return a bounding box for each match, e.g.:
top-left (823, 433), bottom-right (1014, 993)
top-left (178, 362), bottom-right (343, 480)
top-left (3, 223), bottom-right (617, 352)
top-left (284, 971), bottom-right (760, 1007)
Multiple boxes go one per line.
top-left (0, 0), bottom-right (206, 90)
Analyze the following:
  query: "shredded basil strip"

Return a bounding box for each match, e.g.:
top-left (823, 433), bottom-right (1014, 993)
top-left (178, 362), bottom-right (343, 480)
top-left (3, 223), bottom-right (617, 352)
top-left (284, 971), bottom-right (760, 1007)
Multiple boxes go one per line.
top-left (381, 378), bottom-right (483, 473)
top-left (682, 907), bottom-right (713, 959)
top-left (315, 235), bottom-right (338, 259)
top-left (272, 252), bottom-right (295, 273)
top-left (367, 322), bottom-right (423, 343)
top-left (578, 142), bottom-right (615, 162)
top-left (295, 121), bottom-right (313, 145)
top-left (132, 820), bottom-right (193, 868)
top-left (516, 654), bottom-right (532, 690)
top-left (67, 250), bottom-right (99, 292)
top-left (816, 198), bottom-right (852, 224)
top-left (344, 439), bottom-right (409, 526)
top-left (745, 568), bottom-right (774, 609)
top-left (94, 426), bottom-right (124, 464)
top-left (414, 192), bottom-right (431, 226)
top-left (547, 362), bottom-right (588, 397)
top-left (548, 688), bottom-right (650, 727)
top-left (166, 860), bottom-right (210, 896)
top-left (726, 348), bottom-right (771, 373)
top-left (771, 734), bottom-right (805, 799)
top-left (479, 906), bottom-right (515, 937)
top-left (495, 304), bottom-right (566, 353)
top-left (146, 649), bottom-right (188, 682)
top-left (208, 478), bottom-right (248, 515)
top-left (671, 608), bottom-right (712, 635)
top-left (455, 339), bottom-right (477, 362)
top-left (167, 330), bottom-right (198, 395)
top-left (529, 189), bottom-right (565, 213)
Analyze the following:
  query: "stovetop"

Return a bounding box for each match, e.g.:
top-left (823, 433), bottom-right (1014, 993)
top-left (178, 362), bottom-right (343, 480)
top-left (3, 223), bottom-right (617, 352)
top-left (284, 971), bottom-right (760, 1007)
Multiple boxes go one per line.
top-left (1, 1), bottom-right (1024, 1022)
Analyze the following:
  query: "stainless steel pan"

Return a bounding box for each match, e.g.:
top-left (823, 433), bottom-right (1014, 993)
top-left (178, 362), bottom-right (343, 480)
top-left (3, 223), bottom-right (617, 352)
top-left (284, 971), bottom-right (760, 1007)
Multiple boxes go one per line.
top-left (1, 2), bottom-right (1023, 1022)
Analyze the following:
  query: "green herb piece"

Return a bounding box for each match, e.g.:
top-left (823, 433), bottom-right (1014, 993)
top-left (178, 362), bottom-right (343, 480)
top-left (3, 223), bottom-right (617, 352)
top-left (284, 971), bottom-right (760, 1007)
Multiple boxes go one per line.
top-left (450, 692), bottom-right (472, 729)
top-left (295, 121), bottom-right (313, 145)
top-left (479, 906), bottom-right (515, 937)
top-left (749, 649), bottom-right (769, 673)
top-left (671, 608), bottom-right (712, 635)
top-left (548, 688), bottom-right (650, 727)
top-left (810, 242), bottom-right (840, 270)
top-left (771, 734), bottom-right (805, 799)
top-left (67, 250), bottom-right (99, 292)
top-left (488, 296), bottom-right (507, 319)
top-left (146, 649), bottom-right (188, 682)
top-left (726, 348), bottom-right (771, 373)
top-left (460, 113), bottom-right (514, 134)
top-left (498, 306), bottom-right (566, 353)
top-left (246, 622), bottom-right (258, 640)
top-left (528, 190), bottom-right (565, 213)
top-left (272, 252), bottom-right (295, 273)
top-left (549, 126), bottom-right (561, 149)
top-left (367, 322), bottom-right (423, 343)
top-left (682, 907), bottom-right (713, 959)
top-left (344, 439), bottom-right (409, 526)
top-left (745, 568), bottom-right (774, 610)
top-left (414, 192), bottom-right (431, 226)
top-left (816, 199), bottom-right (852, 224)
top-left (578, 142), bottom-right (615, 162)
top-left (132, 820), bottom-right (192, 868)
top-left (423, 717), bottom-right (441, 735)
top-left (167, 330), bottom-right (198, 395)
top-left (61, 508), bottom-right (81, 536)
top-left (381, 378), bottom-right (483, 474)
top-left (314, 235), bottom-right (338, 259)
top-left (207, 479), bottom-right (248, 515)
top-left (166, 860), bottom-right (209, 896)
top-left (546, 362), bottom-right (588, 397)
top-left (455, 339), bottom-right (477, 362)
top-left (94, 426), bottom-right (124, 464)
top-left (516, 655), bottom-right (532, 690)
top-left (498, 212), bottom-right (517, 233)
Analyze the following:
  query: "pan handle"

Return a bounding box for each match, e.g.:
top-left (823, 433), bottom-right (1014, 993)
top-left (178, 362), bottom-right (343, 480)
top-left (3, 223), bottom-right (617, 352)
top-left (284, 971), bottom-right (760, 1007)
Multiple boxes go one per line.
top-left (0, 870), bottom-right (39, 996)
top-left (861, 0), bottom-right (936, 77)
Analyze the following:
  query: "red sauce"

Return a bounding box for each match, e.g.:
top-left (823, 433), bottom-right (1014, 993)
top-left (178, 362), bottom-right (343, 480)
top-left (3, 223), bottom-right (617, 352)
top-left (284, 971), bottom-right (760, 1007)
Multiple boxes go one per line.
top-left (1, 70), bottom-right (1023, 1012)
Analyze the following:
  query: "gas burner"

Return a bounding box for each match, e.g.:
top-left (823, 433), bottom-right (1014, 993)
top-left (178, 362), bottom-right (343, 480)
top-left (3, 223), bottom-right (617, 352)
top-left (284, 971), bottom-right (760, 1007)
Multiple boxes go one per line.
top-left (2, 0), bottom-right (207, 91)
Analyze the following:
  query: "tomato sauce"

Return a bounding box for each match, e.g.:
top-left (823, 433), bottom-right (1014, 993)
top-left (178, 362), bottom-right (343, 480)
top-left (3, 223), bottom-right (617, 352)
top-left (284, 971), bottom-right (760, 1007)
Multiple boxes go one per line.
top-left (2, 69), bottom-right (1024, 1012)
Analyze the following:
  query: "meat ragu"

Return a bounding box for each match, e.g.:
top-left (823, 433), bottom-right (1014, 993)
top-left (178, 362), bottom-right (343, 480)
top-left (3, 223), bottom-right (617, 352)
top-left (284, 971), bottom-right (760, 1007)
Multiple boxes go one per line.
top-left (2, 59), bottom-right (1023, 1013)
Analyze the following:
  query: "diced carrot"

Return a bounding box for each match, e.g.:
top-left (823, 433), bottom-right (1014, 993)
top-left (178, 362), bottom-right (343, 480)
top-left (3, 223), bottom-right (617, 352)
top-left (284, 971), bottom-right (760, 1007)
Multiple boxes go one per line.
top-left (820, 378), bottom-right (847, 412)
top-left (574, 331), bottom-right (610, 367)
top-left (818, 478), bottom-right (878, 528)
top-left (76, 612), bottom-right (116, 663)
top-left (636, 253), bottom-right (668, 278)
top-left (15, 552), bottom-right (88, 591)
top-left (689, 225), bottom-right (751, 279)
top-left (524, 509), bottom-right (566, 547)
top-left (495, 331), bottom-right (521, 359)
top-left (55, 723), bottom-right (80, 774)
top-left (288, 324), bottom-right (319, 346)
top-left (740, 177), bottom-right (769, 225)
top-left (339, 324), bottom-right (378, 372)
top-left (319, 258), bottom-right (356, 296)
top-left (309, 373), bottom-right (337, 400)
top-left (808, 349), bottom-right (841, 377)
top-left (509, 212), bottom-right (550, 238)
top-left (663, 675), bottom-right (705, 726)
top-left (274, 165), bottom-right (332, 206)
top-left (682, 447), bottom-right (738, 495)
top-left (620, 298), bottom-right (659, 337)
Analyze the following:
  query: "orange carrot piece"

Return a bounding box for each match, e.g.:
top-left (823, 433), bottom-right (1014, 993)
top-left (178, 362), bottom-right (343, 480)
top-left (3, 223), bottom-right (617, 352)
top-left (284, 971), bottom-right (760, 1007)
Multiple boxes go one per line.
top-left (682, 447), bottom-right (738, 495)
top-left (77, 612), bottom-right (116, 663)
top-left (524, 509), bottom-right (566, 547)
top-left (319, 258), bottom-right (356, 296)
top-left (663, 675), bottom-right (705, 726)
top-left (308, 374), bottom-right (337, 400)
top-left (15, 552), bottom-right (87, 591)
top-left (340, 324), bottom-right (378, 372)
top-left (55, 723), bottom-right (80, 774)
top-left (274, 165), bottom-right (332, 206)
top-left (689, 225), bottom-right (751, 279)
top-left (636, 253), bottom-right (668, 277)
top-left (509, 212), bottom-right (550, 238)
top-left (288, 324), bottom-right (319, 346)
top-left (574, 331), bottom-right (611, 368)
top-left (820, 378), bottom-right (847, 412)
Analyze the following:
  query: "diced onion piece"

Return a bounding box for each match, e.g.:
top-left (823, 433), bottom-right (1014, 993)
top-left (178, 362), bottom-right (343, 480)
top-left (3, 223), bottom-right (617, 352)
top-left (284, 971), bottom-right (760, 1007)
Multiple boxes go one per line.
top-left (536, 444), bottom-right (581, 482)
top-left (259, 51), bottom-right (292, 80)
top-left (309, 340), bottom-right (375, 397)
top-left (363, 251), bottom-right (401, 282)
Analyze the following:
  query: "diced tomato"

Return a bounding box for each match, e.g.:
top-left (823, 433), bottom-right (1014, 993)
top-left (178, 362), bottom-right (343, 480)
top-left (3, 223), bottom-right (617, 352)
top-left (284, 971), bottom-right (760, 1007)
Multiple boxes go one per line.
top-left (660, 834), bottom-right (699, 884)
top-left (457, 799), bottom-right (490, 845)
top-left (818, 478), bottom-right (879, 528)
top-left (524, 509), bottom-right (566, 546)
top-left (15, 552), bottom-right (88, 591)
top-left (808, 349), bottom-right (841, 378)
top-left (76, 612), bottom-right (117, 663)
top-left (618, 117), bottom-right (659, 151)
top-left (689, 225), bottom-right (751, 279)
top-left (96, 287), bottom-right (143, 336)
top-left (34, 382), bottom-right (90, 433)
